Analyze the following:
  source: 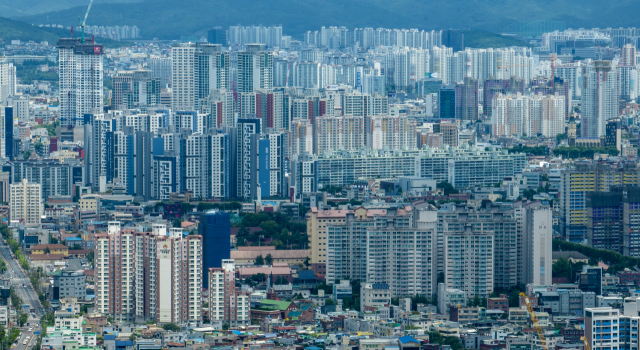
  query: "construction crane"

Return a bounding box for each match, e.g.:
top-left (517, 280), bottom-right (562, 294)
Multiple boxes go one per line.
top-left (550, 53), bottom-right (558, 88)
top-left (78, 0), bottom-right (94, 43)
top-left (520, 293), bottom-right (548, 350)
top-left (580, 336), bottom-right (591, 350)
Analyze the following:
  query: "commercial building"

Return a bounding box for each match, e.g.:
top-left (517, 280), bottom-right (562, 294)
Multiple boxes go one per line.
top-left (52, 271), bottom-right (86, 300)
top-left (199, 210), bottom-right (231, 286)
top-left (437, 283), bottom-right (466, 314)
top-left (360, 283), bottom-right (391, 313)
top-left (10, 179), bottom-right (42, 225)
top-left (582, 61), bottom-right (619, 138)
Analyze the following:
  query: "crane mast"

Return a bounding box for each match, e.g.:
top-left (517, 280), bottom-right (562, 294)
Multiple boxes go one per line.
top-left (79, 0), bottom-right (94, 43)
top-left (520, 293), bottom-right (549, 350)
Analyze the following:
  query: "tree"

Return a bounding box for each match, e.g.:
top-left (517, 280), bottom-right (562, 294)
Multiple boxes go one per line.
top-left (325, 298), bottom-right (335, 306)
top-left (265, 254), bottom-right (273, 265)
top-left (437, 181), bottom-right (459, 196)
top-left (129, 334), bottom-right (136, 341)
top-left (254, 255), bottom-right (264, 265)
top-left (275, 276), bottom-right (288, 285)
top-left (222, 323), bottom-right (229, 331)
top-left (107, 316), bottom-right (114, 324)
top-left (162, 323), bottom-right (181, 332)
top-left (72, 243), bottom-right (82, 250)
top-left (44, 247), bottom-right (50, 254)
top-left (23, 151), bottom-right (31, 160)
top-left (19, 313), bottom-right (28, 326)
top-left (172, 219), bottom-right (182, 228)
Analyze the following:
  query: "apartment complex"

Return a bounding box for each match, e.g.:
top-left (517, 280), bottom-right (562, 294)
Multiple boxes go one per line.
top-left (95, 222), bottom-right (202, 325)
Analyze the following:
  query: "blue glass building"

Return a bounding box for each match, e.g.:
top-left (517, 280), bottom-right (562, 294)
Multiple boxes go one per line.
top-left (199, 210), bottom-right (230, 286)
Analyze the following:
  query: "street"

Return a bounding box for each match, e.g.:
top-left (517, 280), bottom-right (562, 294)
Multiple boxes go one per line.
top-left (0, 241), bottom-right (42, 350)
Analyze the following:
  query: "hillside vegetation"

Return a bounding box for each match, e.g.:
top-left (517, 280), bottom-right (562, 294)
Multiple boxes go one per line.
top-left (0, 17), bottom-right (128, 47)
top-left (15, 0), bottom-right (640, 40)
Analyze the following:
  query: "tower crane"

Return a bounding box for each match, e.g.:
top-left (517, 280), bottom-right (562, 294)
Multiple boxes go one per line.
top-left (520, 293), bottom-right (548, 350)
top-left (581, 336), bottom-right (591, 350)
top-left (78, 0), bottom-right (94, 43)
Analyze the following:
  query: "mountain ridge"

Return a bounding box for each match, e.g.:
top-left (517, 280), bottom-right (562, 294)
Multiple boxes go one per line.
top-left (12, 0), bottom-right (640, 40)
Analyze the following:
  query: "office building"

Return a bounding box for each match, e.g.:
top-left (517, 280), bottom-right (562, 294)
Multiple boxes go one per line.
top-left (57, 38), bottom-right (104, 127)
top-left (605, 118), bottom-right (622, 151)
top-left (439, 85), bottom-right (456, 119)
top-left (1, 106), bottom-right (14, 160)
top-left (150, 57), bottom-right (172, 88)
top-left (455, 77), bottom-right (479, 121)
top-left (9, 179), bottom-right (42, 225)
top-left (208, 259), bottom-right (250, 326)
top-left (199, 210), bottom-right (231, 286)
top-left (207, 27), bottom-right (227, 45)
top-left (52, 271), bottom-right (86, 300)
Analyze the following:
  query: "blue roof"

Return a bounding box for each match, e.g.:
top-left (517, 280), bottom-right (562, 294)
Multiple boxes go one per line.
top-left (306, 347), bottom-right (323, 350)
top-left (298, 270), bottom-right (316, 280)
top-left (231, 330), bottom-right (242, 335)
top-left (66, 237), bottom-right (83, 241)
top-left (104, 335), bottom-right (116, 340)
top-left (399, 336), bottom-right (419, 344)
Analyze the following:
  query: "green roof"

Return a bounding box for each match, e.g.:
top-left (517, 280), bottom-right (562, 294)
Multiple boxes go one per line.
top-left (260, 299), bottom-right (292, 311)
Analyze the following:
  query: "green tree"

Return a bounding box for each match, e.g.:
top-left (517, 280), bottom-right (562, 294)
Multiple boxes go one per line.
top-left (254, 255), bottom-right (264, 265)
top-left (437, 181), bottom-right (459, 196)
top-left (172, 219), bottom-right (182, 228)
top-left (162, 323), bottom-right (181, 332)
top-left (19, 313), bottom-right (28, 326)
top-left (23, 151), bottom-right (31, 160)
top-left (325, 298), bottom-right (335, 306)
top-left (222, 323), bottom-right (229, 331)
top-left (265, 254), bottom-right (273, 265)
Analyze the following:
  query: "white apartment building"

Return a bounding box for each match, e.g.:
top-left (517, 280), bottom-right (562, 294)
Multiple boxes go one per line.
top-left (392, 48), bottom-right (429, 89)
top-left (57, 39), bottom-right (104, 127)
top-left (9, 179), bottom-right (42, 225)
top-left (340, 92), bottom-right (388, 117)
top-left (492, 92), bottom-right (565, 138)
top-left (444, 226), bottom-right (494, 299)
top-left (0, 58), bottom-right (16, 104)
top-left (314, 115), bottom-right (365, 154)
top-left (208, 259), bottom-right (250, 326)
top-left (582, 60), bottom-right (619, 138)
top-left (171, 43), bottom-right (197, 111)
top-left (365, 115), bottom-right (417, 150)
top-left (360, 283), bottom-right (391, 313)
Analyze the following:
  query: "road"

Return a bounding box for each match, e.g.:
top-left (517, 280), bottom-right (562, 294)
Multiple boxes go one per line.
top-left (0, 241), bottom-right (43, 350)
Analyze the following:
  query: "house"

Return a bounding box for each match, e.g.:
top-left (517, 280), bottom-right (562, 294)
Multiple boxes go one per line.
top-left (251, 299), bottom-right (299, 321)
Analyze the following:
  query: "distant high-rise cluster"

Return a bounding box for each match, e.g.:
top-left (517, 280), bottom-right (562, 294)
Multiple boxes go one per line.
top-left (85, 25), bottom-right (141, 40)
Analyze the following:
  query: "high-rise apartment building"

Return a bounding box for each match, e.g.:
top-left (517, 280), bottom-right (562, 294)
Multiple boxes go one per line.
top-left (171, 43), bottom-right (197, 111)
top-left (208, 259), bottom-right (250, 327)
top-left (237, 44), bottom-right (273, 93)
top-left (95, 223), bottom-right (202, 325)
top-left (516, 202), bottom-right (553, 286)
top-left (150, 57), bottom-right (172, 88)
top-left (444, 224), bottom-right (494, 299)
top-left (57, 38), bottom-right (104, 127)
top-left (0, 58), bottom-right (16, 104)
top-left (314, 115), bottom-right (365, 154)
top-left (9, 179), bottom-right (42, 225)
top-left (365, 115), bottom-right (417, 150)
